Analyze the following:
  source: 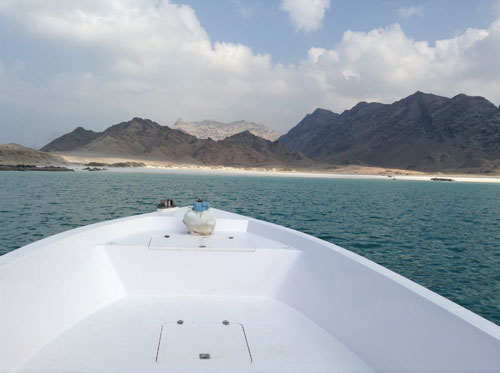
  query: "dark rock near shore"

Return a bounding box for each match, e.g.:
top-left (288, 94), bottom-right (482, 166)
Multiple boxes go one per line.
top-left (0, 164), bottom-right (74, 171)
top-left (110, 162), bottom-right (146, 168)
top-left (82, 167), bottom-right (107, 171)
top-left (84, 161), bottom-right (145, 168)
top-left (86, 162), bottom-right (108, 167)
top-left (431, 178), bottom-right (454, 182)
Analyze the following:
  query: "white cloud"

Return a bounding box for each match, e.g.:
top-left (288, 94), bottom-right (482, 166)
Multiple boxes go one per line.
top-left (398, 5), bottom-right (423, 18)
top-left (0, 0), bottom-right (500, 147)
top-left (0, 0), bottom-right (323, 144)
top-left (301, 21), bottom-right (500, 107)
top-left (280, 0), bottom-right (330, 32)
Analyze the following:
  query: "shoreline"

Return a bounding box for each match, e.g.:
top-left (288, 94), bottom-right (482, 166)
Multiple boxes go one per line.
top-left (57, 154), bottom-right (500, 184)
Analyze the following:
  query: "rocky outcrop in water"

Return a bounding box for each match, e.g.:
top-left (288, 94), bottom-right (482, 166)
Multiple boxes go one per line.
top-left (0, 164), bottom-right (73, 171)
top-left (82, 167), bottom-right (106, 171)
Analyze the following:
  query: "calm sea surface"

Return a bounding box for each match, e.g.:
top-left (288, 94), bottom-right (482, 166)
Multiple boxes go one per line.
top-left (1, 170), bottom-right (499, 325)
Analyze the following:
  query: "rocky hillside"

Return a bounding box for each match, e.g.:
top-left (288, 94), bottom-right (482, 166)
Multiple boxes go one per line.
top-left (41, 127), bottom-right (100, 152)
top-left (0, 143), bottom-right (65, 165)
top-left (173, 118), bottom-right (281, 141)
top-left (42, 118), bottom-right (311, 167)
top-left (191, 130), bottom-right (308, 166)
top-left (279, 92), bottom-right (500, 172)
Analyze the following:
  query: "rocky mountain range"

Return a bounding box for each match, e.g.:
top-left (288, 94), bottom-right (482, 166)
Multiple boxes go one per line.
top-left (279, 92), bottom-right (500, 172)
top-left (173, 118), bottom-right (281, 141)
top-left (41, 118), bottom-right (311, 167)
top-left (39, 91), bottom-right (500, 173)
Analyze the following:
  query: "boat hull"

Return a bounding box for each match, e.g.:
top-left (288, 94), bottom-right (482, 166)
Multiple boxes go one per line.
top-left (1, 207), bottom-right (499, 371)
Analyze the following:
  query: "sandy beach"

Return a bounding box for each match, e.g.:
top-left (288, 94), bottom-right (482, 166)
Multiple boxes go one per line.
top-left (58, 154), bottom-right (500, 183)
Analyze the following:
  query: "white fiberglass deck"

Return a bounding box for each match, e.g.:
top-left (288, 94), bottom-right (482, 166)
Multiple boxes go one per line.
top-left (20, 296), bottom-right (369, 372)
top-left (1, 207), bottom-right (499, 372)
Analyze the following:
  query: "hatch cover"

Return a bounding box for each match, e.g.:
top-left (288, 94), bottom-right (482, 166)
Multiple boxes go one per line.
top-left (156, 321), bottom-right (252, 364)
top-left (149, 233), bottom-right (255, 252)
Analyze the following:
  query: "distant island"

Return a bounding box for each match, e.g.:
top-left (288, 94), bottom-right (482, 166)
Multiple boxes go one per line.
top-left (1, 91), bottom-right (498, 175)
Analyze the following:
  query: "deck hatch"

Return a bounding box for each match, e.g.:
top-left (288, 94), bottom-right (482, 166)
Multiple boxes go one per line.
top-left (149, 233), bottom-right (256, 251)
top-left (156, 321), bottom-right (251, 364)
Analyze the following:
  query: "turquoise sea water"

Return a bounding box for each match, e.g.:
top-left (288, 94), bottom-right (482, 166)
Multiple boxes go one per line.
top-left (1, 170), bottom-right (499, 325)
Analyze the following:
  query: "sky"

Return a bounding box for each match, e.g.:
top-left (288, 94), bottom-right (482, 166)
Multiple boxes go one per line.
top-left (1, 0), bottom-right (500, 148)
